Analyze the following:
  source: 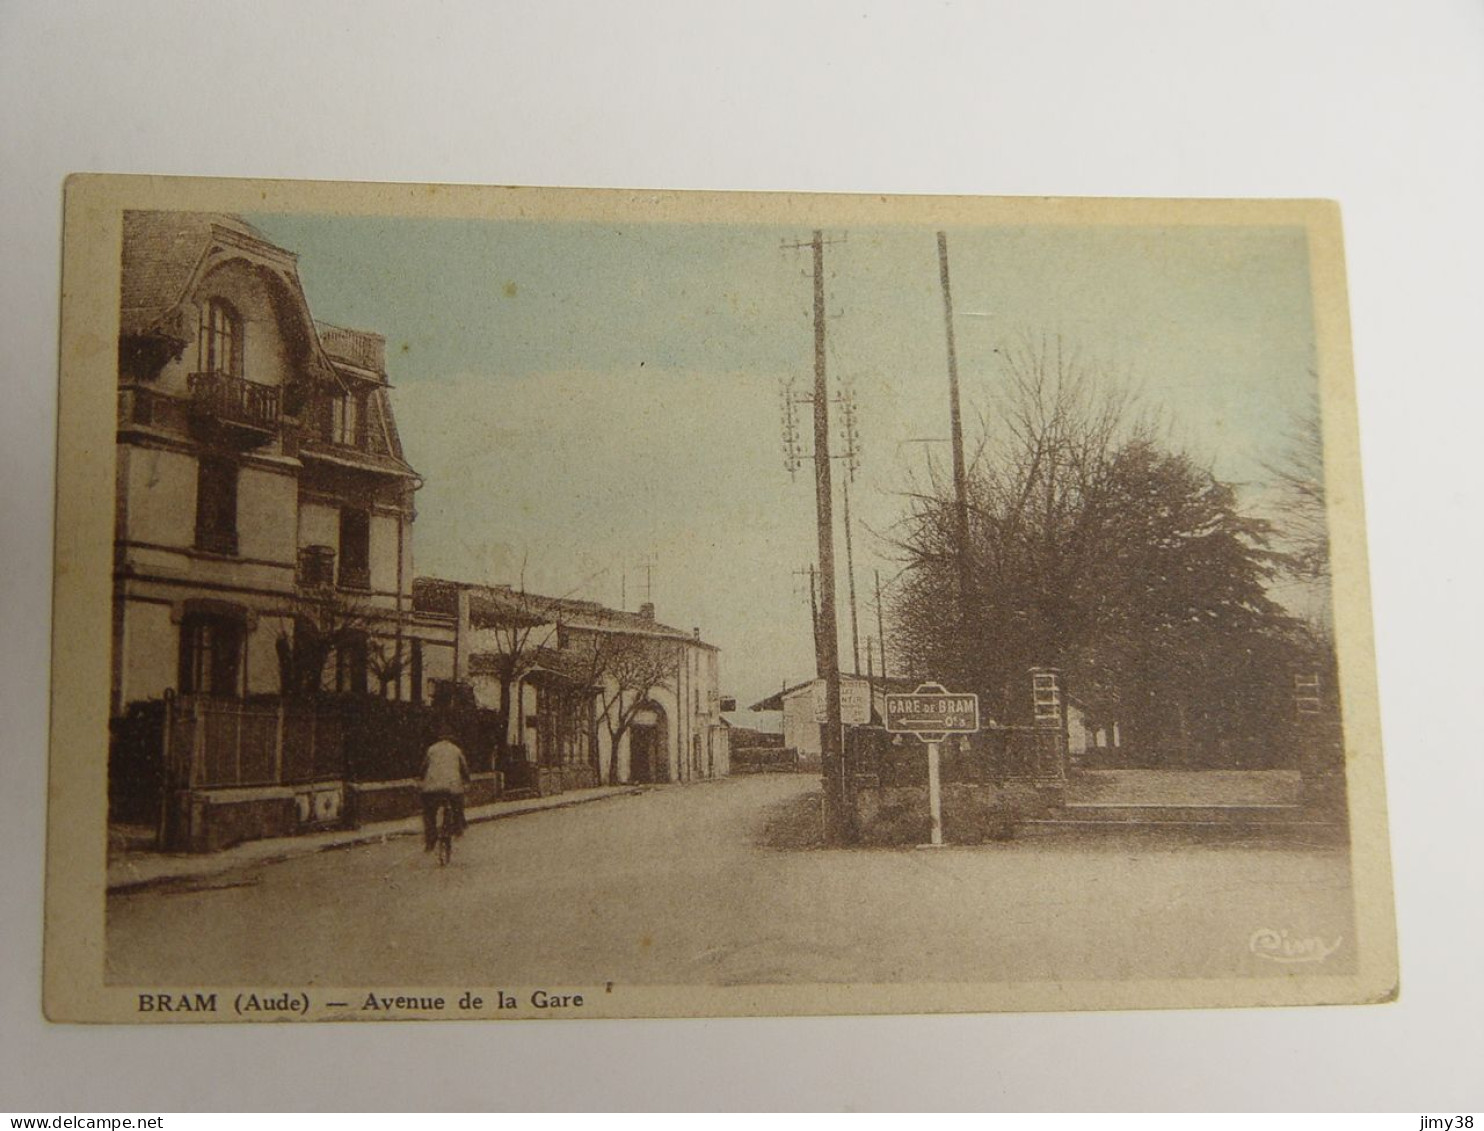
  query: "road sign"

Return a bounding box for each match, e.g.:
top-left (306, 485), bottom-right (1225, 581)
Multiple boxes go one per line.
top-left (812, 679), bottom-right (871, 726)
top-left (883, 682), bottom-right (980, 848)
top-left (884, 682), bottom-right (980, 741)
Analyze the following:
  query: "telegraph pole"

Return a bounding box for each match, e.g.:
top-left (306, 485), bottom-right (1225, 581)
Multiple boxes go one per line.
top-left (837, 383), bottom-right (862, 677)
top-left (841, 477), bottom-right (861, 675)
top-left (874, 568), bottom-right (889, 682)
top-left (937, 232), bottom-right (974, 672)
top-left (810, 230), bottom-right (846, 840)
top-left (806, 563), bottom-right (820, 659)
top-left (783, 230), bottom-right (845, 839)
top-left (780, 230), bottom-right (849, 840)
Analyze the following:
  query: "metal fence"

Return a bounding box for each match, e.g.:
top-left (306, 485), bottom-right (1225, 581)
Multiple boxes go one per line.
top-left (846, 724), bottom-right (1067, 787)
top-left (162, 693), bottom-right (494, 791)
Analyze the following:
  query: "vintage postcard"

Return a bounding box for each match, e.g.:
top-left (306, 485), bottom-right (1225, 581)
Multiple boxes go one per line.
top-left (46, 175), bottom-right (1396, 1021)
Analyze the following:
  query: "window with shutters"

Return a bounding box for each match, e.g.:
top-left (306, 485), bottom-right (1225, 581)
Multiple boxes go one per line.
top-left (338, 507), bottom-right (371, 590)
top-left (179, 613), bottom-right (245, 697)
top-left (194, 456), bottom-right (239, 555)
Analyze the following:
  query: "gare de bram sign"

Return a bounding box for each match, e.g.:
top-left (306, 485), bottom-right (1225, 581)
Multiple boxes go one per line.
top-left (882, 681), bottom-right (981, 848)
top-left (884, 682), bottom-right (980, 742)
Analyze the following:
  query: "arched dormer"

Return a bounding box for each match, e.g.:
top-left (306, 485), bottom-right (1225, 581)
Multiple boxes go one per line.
top-left (119, 213), bottom-right (340, 402)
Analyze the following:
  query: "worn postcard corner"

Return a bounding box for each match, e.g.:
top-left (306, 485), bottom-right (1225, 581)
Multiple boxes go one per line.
top-left (45, 174), bottom-right (1395, 1022)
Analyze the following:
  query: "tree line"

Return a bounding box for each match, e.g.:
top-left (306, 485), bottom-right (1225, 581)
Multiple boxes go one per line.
top-left (887, 336), bottom-right (1334, 769)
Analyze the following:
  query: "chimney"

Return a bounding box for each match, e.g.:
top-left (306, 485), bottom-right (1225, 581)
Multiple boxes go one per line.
top-left (692, 627), bottom-right (701, 641)
top-left (638, 602), bottom-right (655, 620)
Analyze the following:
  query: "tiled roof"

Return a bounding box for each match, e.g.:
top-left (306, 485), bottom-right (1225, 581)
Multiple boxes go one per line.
top-left (749, 675), bottom-right (918, 713)
top-left (412, 577), bottom-right (714, 647)
top-left (411, 579), bottom-right (550, 628)
top-left (298, 439), bottom-right (417, 479)
top-left (120, 211), bottom-right (273, 339)
top-left (559, 604), bottom-right (700, 644)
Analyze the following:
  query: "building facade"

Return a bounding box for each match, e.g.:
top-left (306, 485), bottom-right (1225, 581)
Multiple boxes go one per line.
top-left (413, 580), bottom-right (729, 791)
top-left (110, 212), bottom-right (726, 850)
top-left (111, 212), bottom-right (468, 846)
top-left (113, 212), bottom-right (439, 713)
top-left (752, 675), bottom-right (904, 764)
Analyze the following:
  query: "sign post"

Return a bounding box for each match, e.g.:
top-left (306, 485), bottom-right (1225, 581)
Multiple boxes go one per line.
top-left (884, 682), bottom-right (980, 847)
top-left (924, 738), bottom-right (944, 847)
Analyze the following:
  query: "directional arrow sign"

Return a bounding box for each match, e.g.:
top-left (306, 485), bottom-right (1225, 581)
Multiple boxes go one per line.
top-left (881, 681), bottom-right (980, 848)
top-left (884, 682), bottom-right (980, 742)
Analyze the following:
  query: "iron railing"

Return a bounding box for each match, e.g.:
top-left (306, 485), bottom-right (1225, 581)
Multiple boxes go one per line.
top-left (188, 371), bottom-right (281, 432)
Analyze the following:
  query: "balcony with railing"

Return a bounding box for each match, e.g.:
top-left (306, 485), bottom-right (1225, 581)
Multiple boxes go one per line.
top-left (118, 385), bottom-right (190, 433)
top-left (187, 371), bottom-right (281, 440)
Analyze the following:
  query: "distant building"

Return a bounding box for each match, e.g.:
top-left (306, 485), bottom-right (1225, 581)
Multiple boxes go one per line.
top-left (413, 581), bottom-right (729, 791)
top-left (749, 675), bottom-right (913, 764)
top-left (1066, 697), bottom-right (1122, 766)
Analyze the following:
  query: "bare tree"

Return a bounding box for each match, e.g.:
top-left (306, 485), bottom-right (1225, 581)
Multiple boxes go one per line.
top-left (575, 630), bottom-right (675, 785)
top-left (272, 590), bottom-right (374, 696)
top-left (891, 333), bottom-right (1146, 717)
top-left (367, 638), bottom-right (407, 698)
top-left (1262, 391), bottom-right (1330, 586)
top-left (890, 332), bottom-right (1306, 766)
top-left (476, 584), bottom-right (561, 758)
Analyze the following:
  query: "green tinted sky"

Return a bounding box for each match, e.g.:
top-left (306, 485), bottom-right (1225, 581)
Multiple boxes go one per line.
top-left (250, 212), bottom-right (1318, 708)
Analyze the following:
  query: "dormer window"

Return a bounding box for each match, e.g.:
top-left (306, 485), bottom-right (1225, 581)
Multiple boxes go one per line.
top-left (332, 393), bottom-right (357, 446)
top-left (200, 298), bottom-right (242, 376)
top-left (324, 389), bottom-right (367, 448)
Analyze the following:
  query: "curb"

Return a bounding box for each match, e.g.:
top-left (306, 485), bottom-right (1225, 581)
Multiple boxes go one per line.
top-left (107, 786), bottom-right (645, 896)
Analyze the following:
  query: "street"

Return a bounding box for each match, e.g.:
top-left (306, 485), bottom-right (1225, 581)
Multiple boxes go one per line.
top-left (107, 774), bottom-right (1356, 987)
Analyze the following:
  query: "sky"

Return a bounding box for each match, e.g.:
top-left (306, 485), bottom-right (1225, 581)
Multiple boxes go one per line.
top-left (248, 212), bottom-right (1320, 712)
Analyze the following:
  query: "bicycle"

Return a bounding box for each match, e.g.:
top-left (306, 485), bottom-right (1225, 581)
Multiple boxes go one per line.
top-left (432, 797), bottom-right (455, 866)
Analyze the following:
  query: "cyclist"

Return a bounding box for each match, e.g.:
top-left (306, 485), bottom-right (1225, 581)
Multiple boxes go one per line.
top-left (420, 730), bottom-right (471, 852)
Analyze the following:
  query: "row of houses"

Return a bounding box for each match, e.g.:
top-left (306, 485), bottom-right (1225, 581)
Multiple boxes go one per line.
top-left (110, 211), bottom-right (727, 850)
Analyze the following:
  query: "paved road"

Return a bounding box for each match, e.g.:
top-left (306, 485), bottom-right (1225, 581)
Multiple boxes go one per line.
top-left (107, 774), bottom-right (1356, 987)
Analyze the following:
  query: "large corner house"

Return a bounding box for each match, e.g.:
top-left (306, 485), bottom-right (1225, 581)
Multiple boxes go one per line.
top-left (111, 212), bottom-right (726, 852)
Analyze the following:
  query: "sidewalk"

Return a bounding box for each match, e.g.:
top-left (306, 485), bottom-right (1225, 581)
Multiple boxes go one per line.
top-left (1064, 768), bottom-right (1303, 807)
top-left (107, 785), bottom-right (642, 894)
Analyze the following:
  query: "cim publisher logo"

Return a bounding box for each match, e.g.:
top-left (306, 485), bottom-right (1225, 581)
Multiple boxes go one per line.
top-left (1249, 927), bottom-right (1342, 964)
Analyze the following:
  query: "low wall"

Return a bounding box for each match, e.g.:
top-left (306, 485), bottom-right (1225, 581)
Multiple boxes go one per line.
top-left (851, 780), bottom-right (1057, 846)
top-left (350, 773), bottom-right (500, 825)
top-left (166, 787), bottom-right (301, 853)
top-left (164, 773), bottom-right (502, 853)
top-left (732, 746), bottom-right (800, 774)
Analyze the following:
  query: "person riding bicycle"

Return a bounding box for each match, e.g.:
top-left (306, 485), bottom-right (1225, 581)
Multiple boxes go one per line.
top-left (420, 730), bottom-right (471, 852)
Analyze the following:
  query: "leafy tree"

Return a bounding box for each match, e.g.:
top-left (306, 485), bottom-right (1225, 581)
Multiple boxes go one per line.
top-left (890, 337), bottom-right (1311, 767)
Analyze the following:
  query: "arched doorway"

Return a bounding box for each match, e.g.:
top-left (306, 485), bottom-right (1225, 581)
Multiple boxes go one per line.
top-left (627, 701), bottom-right (669, 784)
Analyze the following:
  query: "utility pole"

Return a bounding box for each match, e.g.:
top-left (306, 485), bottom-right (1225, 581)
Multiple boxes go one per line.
top-left (937, 232), bottom-right (974, 665)
top-left (808, 563), bottom-right (820, 659)
top-left (638, 551), bottom-right (658, 606)
top-left (841, 477), bottom-right (861, 675)
top-left (782, 229), bottom-right (847, 840)
top-left (837, 384), bottom-right (862, 677)
top-left (791, 562), bottom-right (820, 656)
top-left (874, 568), bottom-right (889, 682)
